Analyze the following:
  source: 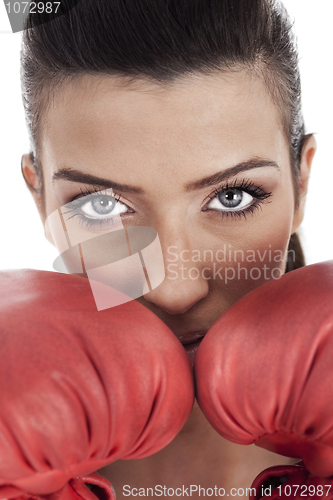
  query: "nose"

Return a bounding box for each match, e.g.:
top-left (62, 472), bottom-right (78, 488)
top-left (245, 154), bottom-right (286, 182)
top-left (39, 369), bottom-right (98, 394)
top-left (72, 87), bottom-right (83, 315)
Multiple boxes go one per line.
top-left (143, 227), bottom-right (209, 315)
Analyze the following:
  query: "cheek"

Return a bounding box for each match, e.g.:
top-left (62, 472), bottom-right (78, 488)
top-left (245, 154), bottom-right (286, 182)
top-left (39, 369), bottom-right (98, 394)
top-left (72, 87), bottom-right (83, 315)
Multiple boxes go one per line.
top-left (191, 195), bottom-right (294, 306)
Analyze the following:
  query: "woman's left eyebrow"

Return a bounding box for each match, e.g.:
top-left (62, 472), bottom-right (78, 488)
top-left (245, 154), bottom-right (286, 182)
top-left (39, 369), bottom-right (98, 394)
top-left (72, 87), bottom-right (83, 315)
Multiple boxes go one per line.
top-left (185, 158), bottom-right (280, 191)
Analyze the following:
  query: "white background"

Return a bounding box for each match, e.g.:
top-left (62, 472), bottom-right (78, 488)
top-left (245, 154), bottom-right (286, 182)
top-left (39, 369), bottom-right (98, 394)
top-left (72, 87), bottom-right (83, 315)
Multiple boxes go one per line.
top-left (0, 1), bottom-right (332, 271)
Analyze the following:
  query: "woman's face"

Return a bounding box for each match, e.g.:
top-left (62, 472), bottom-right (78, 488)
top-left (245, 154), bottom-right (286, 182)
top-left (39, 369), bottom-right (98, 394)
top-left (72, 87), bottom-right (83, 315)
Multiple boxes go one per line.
top-left (29, 70), bottom-right (313, 349)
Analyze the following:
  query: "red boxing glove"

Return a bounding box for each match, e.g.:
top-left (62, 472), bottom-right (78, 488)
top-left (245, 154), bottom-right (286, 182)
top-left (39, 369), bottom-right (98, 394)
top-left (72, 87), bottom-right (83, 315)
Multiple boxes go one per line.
top-left (195, 260), bottom-right (333, 477)
top-left (251, 464), bottom-right (333, 500)
top-left (0, 270), bottom-right (194, 500)
top-left (1, 473), bottom-right (116, 500)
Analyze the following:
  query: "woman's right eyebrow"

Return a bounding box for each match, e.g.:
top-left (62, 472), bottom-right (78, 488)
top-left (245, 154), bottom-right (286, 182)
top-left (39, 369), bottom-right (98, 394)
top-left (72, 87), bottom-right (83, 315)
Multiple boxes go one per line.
top-left (52, 167), bottom-right (144, 194)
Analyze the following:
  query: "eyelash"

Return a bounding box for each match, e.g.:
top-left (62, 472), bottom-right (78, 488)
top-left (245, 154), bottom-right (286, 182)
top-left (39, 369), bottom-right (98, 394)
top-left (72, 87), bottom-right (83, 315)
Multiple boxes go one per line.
top-left (63, 178), bottom-right (272, 230)
top-left (203, 178), bottom-right (272, 220)
top-left (63, 186), bottom-right (129, 230)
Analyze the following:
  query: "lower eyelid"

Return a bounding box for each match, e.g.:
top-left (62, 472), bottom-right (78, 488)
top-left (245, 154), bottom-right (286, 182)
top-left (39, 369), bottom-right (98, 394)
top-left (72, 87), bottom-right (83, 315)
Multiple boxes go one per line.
top-left (74, 213), bottom-right (125, 231)
top-left (202, 196), bottom-right (270, 220)
top-left (214, 200), bottom-right (264, 220)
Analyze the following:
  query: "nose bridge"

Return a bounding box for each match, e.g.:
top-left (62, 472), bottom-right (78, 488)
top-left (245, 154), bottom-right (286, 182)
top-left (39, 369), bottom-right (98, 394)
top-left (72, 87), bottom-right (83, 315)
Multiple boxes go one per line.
top-left (163, 226), bottom-right (192, 267)
top-left (143, 218), bottom-right (209, 315)
top-left (154, 215), bottom-right (197, 267)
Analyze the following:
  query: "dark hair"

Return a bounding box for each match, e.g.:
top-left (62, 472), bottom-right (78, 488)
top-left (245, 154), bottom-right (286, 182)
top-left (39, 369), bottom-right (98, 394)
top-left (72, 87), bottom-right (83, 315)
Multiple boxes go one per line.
top-left (21, 0), bottom-right (306, 270)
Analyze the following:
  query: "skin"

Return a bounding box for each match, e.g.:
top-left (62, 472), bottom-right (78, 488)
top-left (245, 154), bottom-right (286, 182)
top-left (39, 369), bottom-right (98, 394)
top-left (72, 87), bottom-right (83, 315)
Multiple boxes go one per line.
top-left (22, 69), bottom-right (316, 498)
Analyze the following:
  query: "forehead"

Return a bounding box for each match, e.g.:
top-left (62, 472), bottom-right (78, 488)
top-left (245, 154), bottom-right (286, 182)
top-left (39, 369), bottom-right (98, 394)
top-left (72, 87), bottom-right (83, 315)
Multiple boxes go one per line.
top-left (41, 71), bottom-right (288, 183)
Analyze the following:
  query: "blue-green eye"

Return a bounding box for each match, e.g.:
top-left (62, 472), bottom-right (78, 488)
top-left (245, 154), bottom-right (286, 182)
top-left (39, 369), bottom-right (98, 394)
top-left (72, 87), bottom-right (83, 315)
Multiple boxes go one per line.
top-left (63, 188), bottom-right (133, 231)
top-left (203, 178), bottom-right (273, 220)
top-left (207, 188), bottom-right (253, 211)
top-left (81, 194), bottom-right (128, 218)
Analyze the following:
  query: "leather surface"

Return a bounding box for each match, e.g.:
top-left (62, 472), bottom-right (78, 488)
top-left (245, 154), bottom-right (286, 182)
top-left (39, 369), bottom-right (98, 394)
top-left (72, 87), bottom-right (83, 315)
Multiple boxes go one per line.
top-left (0, 270), bottom-right (194, 497)
top-left (195, 260), bottom-right (333, 477)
